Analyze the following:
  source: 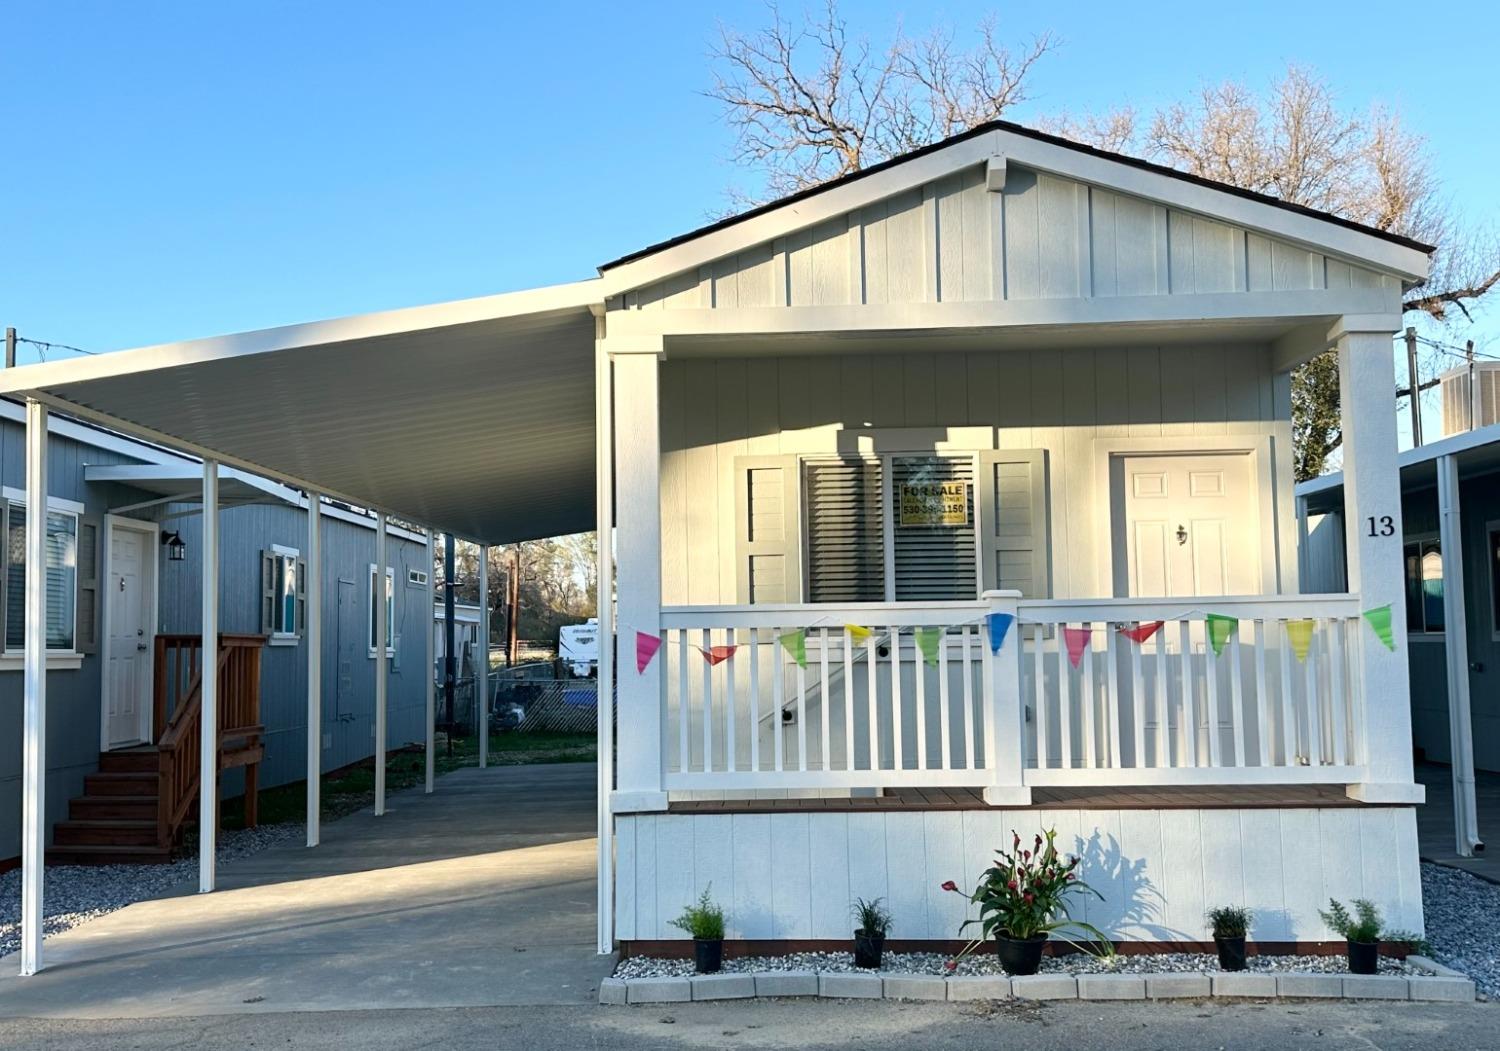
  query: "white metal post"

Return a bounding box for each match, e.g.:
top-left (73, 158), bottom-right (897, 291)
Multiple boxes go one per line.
top-left (595, 334), bottom-right (616, 954)
top-left (982, 590), bottom-right (1030, 805)
top-left (425, 529), bottom-right (436, 793)
top-left (200, 458), bottom-right (219, 893)
top-left (19, 400), bottom-right (48, 976)
top-left (608, 340), bottom-right (667, 813)
top-left (375, 512), bottom-right (388, 816)
top-left (1335, 321), bottom-right (1420, 803)
top-left (1438, 454), bottom-right (1482, 855)
top-left (479, 544), bottom-right (489, 768)
top-left (305, 490), bottom-right (322, 847)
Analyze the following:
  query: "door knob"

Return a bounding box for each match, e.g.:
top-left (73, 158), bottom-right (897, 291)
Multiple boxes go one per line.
top-left (1175, 524), bottom-right (1188, 546)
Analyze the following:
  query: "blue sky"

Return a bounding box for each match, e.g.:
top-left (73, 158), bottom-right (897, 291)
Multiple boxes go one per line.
top-left (4, 0), bottom-right (1496, 372)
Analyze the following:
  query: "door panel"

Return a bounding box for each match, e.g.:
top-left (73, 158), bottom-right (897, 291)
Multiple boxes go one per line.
top-left (105, 527), bottom-right (153, 748)
top-left (1120, 454), bottom-right (1257, 599)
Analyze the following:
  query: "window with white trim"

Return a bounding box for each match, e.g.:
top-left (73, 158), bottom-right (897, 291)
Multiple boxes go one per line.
top-left (368, 564), bottom-right (395, 657)
top-left (4, 502), bottom-right (79, 653)
top-left (261, 545), bottom-right (303, 642)
top-left (1403, 536), bottom-right (1444, 634)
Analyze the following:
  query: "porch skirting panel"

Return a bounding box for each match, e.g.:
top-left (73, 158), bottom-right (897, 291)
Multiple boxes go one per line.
top-left (613, 806), bottom-right (1423, 944)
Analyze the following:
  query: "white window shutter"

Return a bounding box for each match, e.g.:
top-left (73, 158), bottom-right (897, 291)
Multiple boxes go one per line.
top-left (76, 518), bottom-right (100, 654)
top-left (977, 450), bottom-right (1050, 597)
top-left (734, 455), bottom-right (802, 604)
top-left (296, 557), bottom-right (308, 638)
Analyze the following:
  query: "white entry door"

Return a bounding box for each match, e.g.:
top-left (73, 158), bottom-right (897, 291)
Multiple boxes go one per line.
top-left (1119, 453), bottom-right (1259, 598)
top-left (105, 524), bottom-right (155, 748)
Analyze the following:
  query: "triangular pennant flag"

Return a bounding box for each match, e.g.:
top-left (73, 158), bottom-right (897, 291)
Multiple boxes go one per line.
top-left (1363, 604), bottom-right (1396, 651)
top-left (635, 631), bottom-right (662, 673)
top-left (779, 629), bottom-right (807, 667)
top-left (986, 612), bottom-right (1014, 654)
top-left (1206, 614), bottom-right (1238, 657)
top-left (845, 624), bottom-right (873, 641)
top-left (697, 644), bottom-right (738, 666)
top-left (1118, 620), bottom-right (1164, 645)
top-left (915, 627), bottom-right (943, 667)
top-left (1063, 626), bottom-right (1091, 668)
top-left (1285, 619), bottom-right (1315, 662)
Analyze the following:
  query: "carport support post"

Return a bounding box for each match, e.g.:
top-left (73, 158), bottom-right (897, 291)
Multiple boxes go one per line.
top-left (200, 458), bottom-right (219, 893)
top-left (1438, 453), bottom-right (1481, 855)
top-left (425, 529), bottom-right (435, 793)
top-left (305, 490), bottom-right (322, 847)
top-left (479, 544), bottom-right (489, 766)
top-left (19, 399), bottom-right (48, 975)
top-left (375, 512), bottom-right (388, 816)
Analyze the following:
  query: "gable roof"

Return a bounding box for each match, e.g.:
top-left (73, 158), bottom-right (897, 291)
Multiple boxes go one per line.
top-left (599, 119), bottom-right (1435, 274)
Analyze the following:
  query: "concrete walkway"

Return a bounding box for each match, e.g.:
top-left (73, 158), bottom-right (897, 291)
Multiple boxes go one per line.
top-left (1417, 763), bottom-right (1500, 883)
top-left (0, 763), bottom-right (611, 1018)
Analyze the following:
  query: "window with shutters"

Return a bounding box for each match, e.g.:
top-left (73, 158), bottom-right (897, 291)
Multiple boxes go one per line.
top-left (805, 459), bottom-right (885, 602)
top-left (3, 501), bottom-right (80, 653)
top-left (368, 563), bottom-right (395, 657)
top-left (261, 545), bottom-right (306, 645)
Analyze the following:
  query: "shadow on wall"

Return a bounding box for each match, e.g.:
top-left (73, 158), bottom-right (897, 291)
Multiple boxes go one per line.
top-left (1072, 830), bottom-right (1167, 941)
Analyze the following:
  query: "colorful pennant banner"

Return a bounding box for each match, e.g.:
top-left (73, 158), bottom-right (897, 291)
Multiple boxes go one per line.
top-left (844, 624), bottom-right (873, 641)
top-left (986, 612), bottom-right (1014, 654)
top-left (697, 644), bottom-right (738, 666)
top-left (1285, 619), bottom-right (1315, 662)
top-left (779, 629), bottom-right (808, 668)
top-left (1206, 614), bottom-right (1238, 657)
top-left (635, 630), bottom-right (662, 673)
top-left (1363, 604), bottom-right (1396, 651)
top-left (1118, 620), bottom-right (1164, 645)
top-left (1063, 626), bottom-right (1091, 668)
top-left (915, 626), bottom-right (943, 666)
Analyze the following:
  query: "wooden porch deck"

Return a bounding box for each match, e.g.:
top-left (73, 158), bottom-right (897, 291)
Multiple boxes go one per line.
top-left (667, 783), bottom-right (1363, 814)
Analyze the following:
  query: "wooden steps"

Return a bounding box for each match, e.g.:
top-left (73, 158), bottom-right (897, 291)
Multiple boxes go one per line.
top-left (50, 748), bottom-right (169, 865)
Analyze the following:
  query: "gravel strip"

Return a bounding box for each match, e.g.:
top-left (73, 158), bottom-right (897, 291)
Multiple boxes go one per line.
top-left (0, 824), bottom-right (299, 959)
top-left (1421, 861), bottom-right (1500, 998)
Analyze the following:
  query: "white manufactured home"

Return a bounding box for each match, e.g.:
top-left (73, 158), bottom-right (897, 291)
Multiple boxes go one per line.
top-left (2, 121), bottom-right (1432, 972)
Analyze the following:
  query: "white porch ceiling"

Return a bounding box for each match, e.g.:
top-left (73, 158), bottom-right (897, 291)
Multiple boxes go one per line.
top-left (0, 281), bottom-right (603, 545)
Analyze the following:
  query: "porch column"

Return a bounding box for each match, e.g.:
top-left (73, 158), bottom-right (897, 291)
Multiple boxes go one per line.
top-left (425, 529), bottom-right (436, 793)
top-left (200, 458), bottom-right (219, 892)
top-left (1438, 454), bottom-right (1482, 854)
top-left (305, 490), bottom-right (322, 848)
top-left (478, 544), bottom-right (489, 767)
top-left (374, 511), bottom-right (387, 815)
top-left (595, 324), bottom-right (618, 955)
top-left (608, 336), bottom-right (667, 813)
top-left (982, 590), bottom-right (1030, 805)
top-left (19, 399), bottom-right (47, 975)
top-left (1334, 320), bottom-right (1420, 802)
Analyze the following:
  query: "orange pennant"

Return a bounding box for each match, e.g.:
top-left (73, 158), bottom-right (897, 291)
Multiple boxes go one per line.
top-left (1118, 621), bottom-right (1164, 644)
top-left (697, 644), bottom-right (738, 666)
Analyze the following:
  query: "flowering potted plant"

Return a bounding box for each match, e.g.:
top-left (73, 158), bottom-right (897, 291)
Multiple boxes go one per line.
top-left (670, 886), bottom-right (727, 974)
top-left (851, 897), bottom-right (892, 969)
top-left (1207, 905), bottom-right (1252, 971)
top-left (942, 828), bottom-right (1108, 976)
top-left (1318, 898), bottom-right (1383, 975)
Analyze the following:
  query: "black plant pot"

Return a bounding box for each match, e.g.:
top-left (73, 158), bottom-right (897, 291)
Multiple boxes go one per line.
top-left (1347, 939), bottom-right (1378, 975)
top-left (853, 930), bottom-right (885, 969)
top-left (694, 938), bottom-right (724, 974)
top-left (1214, 935), bottom-right (1247, 972)
top-left (995, 933), bottom-right (1048, 976)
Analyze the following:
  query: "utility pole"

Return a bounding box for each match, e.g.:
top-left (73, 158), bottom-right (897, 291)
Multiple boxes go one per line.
top-left (4, 328), bottom-right (15, 369)
top-left (1468, 340), bottom-right (1479, 432)
top-left (443, 533), bottom-right (456, 755)
top-left (1405, 327), bottom-right (1423, 447)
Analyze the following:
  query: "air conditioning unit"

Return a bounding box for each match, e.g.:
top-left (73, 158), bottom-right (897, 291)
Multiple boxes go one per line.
top-left (1439, 362), bottom-right (1500, 436)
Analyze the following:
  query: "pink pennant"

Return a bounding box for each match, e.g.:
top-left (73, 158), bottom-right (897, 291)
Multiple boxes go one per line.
top-left (635, 631), bottom-right (663, 673)
top-left (1063, 626), bottom-right (1091, 668)
top-left (697, 644), bottom-right (738, 666)
top-left (1117, 620), bottom-right (1164, 645)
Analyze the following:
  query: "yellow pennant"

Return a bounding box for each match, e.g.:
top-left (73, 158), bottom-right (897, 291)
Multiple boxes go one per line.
top-left (844, 624), bottom-right (872, 641)
top-left (1285, 619), bottom-right (1315, 662)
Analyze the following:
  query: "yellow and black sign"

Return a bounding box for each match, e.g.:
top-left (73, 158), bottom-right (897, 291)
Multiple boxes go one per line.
top-left (898, 481), bottom-right (969, 527)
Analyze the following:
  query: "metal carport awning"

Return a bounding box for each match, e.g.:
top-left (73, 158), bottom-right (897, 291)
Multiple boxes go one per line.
top-left (86, 463), bottom-right (292, 515)
top-left (0, 278), bottom-right (605, 545)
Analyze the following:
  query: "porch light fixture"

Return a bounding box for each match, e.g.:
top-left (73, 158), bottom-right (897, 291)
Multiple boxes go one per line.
top-left (163, 530), bottom-right (186, 562)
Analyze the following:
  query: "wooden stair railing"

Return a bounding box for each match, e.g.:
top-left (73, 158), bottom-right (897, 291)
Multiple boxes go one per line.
top-left (153, 634), bottom-right (267, 850)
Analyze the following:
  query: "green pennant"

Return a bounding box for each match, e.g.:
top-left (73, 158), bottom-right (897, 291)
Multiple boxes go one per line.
top-left (1363, 604), bottom-right (1396, 651)
top-left (779, 628), bottom-right (807, 668)
top-left (1206, 614), bottom-right (1238, 657)
top-left (915, 627), bottom-right (943, 667)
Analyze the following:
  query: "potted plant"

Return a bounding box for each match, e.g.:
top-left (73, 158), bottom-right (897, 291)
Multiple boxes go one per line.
top-left (670, 886), bottom-right (727, 974)
top-left (942, 828), bottom-right (1109, 976)
top-left (1318, 898), bottom-right (1382, 975)
top-left (1207, 905), bottom-right (1252, 971)
top-left (851, 897), bottom-right (892, 969)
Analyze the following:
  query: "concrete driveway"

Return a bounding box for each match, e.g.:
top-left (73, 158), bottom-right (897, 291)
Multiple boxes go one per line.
top-left (0, 762), bottom-right (611, 1018)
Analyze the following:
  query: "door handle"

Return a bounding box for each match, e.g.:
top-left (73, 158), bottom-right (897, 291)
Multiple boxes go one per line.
top-left (136, 643), bottom-right (148, 651)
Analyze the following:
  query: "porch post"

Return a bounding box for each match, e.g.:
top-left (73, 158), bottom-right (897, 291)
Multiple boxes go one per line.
top-left (478, 544), bottom-right (489, 767)
top-left (305, 490), bottom-right (322, 848)
top-left (425, 528), bottom-right (436, 794)
top-left (374, 512), bottom-right (387, 815)
top-left (200, 458), bottom-right (219, 892)
top-left (19, 399), bottom-right (47, 975)
top-left (595, 324), bottom-right (618, 954)
top-left (607, 336), bottom-right (667, 813)
top-left (1438, 454), bottom-right (1482, 854)
top-left (982, 590), bottom-right (1030, 805)
top-left (1334, 319), bottom-right (1420, 803)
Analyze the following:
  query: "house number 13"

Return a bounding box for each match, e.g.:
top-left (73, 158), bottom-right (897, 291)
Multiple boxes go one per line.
top-left (1366, 515), bottom-right (1395, 537)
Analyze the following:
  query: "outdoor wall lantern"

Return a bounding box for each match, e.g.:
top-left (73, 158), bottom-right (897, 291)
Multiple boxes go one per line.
top-left (162, 530), bottom-right (186, 562)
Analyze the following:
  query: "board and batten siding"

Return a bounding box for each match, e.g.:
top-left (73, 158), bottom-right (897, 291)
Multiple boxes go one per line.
top-left (615, 806), bottom-right (1423, 942)
top-left (622, 164), bottom-right (1399, 312)
top-left (659, 344), bottom-right (1297, 607)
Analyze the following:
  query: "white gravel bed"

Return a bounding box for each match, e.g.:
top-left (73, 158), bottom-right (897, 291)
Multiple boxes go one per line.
top-left (0, 824), bottom-right (299, 959)
top-left (1421, 861), bottom-right (1500, 998)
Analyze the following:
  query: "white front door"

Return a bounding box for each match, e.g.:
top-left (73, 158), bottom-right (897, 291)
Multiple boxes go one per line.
top-left (105, 525), bottom-right (154, 748)
top-left (1119, 453), bottom-right (1259, 598)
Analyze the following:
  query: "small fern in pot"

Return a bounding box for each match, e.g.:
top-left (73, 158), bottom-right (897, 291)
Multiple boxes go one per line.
top-left (851, 897), bottom-right (892, 969)
top-left (670, 886), bottom-right (727, 974)
top-left (1319, 898), bottom-right (1383, 975)
top-left (1207, 905), bottom-right (1252, 971)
